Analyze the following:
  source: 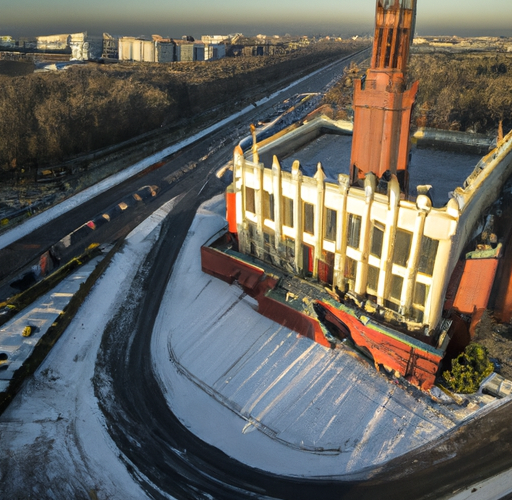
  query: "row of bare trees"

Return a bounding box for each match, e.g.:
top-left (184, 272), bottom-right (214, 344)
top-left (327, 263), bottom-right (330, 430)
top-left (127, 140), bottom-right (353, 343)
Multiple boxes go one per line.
top-left (0, 42), bottom-right (360, 175)
top-left (323, 53), bottom-right (512, 135)
top-left (409, 53), bottom-right (512, 133)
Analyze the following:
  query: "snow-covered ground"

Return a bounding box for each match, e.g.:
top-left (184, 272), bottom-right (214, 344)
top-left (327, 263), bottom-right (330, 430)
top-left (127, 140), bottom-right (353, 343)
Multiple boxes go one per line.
top-left (151, 197), bottom-right (462, 476)
top-left (0, 198), bottom-right (183, 499)
top-left (1, 194), bottom-right (512, 498)
top-left (0, 255), bottom-right (103, 392)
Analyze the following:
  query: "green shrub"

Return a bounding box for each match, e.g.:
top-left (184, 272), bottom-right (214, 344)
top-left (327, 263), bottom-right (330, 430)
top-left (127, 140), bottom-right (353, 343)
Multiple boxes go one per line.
top-left (443, 343), bottom-right (494, 393)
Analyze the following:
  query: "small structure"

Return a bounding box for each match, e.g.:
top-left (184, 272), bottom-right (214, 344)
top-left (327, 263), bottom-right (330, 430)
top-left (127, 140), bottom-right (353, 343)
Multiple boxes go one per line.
top-left (204, 43), bottom-right (226, 61)
top-left (102, 33), bottom-right (119, 60)
top-left (175, 41), bottom-right (205, 62)
top-left (0, 36), bottom-right (15, 49)
top-left (36, 33), bottom-right (70, 51)
top-left (201, 35), bottom-right (230, 44)
top-left (34, 32), bottom-right (103, 60)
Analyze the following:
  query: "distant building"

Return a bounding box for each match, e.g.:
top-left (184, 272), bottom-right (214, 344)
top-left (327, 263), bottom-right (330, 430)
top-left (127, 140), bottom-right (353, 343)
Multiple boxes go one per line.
top-left (176, 41), bottom-right (204, 62)
top-left (69, 32), bottom-right (103, 61)
top-left (119, 37), bottom-right (152, 61)
top-left (204, 43), bottom-right (226, 61)
top-left (18, 37), bottom-right (37, 50)
top-left (34, 32), bottom-right (102, 60)
top-left (118, 36), bottom-right (176, 63)
top-left (102, 33), bottom-right (119, 59)
top-left (201, 35), bottom-right (230, 44)
top-left (36, 34), bottom-right (70, 51)
top-left (0, 36), bottom-right (15, 48)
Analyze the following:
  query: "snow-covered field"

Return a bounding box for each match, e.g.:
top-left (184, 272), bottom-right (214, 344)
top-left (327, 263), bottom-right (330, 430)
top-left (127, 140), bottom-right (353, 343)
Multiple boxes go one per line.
top-left (0, 256), bottom-right (103, 392)
top-left (152, 197), bottom-right (457, 476)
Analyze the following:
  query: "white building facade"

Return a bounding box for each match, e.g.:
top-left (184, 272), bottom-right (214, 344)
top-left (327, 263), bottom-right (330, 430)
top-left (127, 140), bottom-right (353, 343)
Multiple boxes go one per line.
top-left (229, 116), bottom-right (512, 333)
top-left (118, 37), bottom-right (175, 62)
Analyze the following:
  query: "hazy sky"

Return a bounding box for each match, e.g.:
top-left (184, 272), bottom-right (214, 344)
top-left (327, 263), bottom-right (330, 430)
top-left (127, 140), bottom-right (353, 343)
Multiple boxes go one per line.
top-left (2, 0), bottom-right (512, 38)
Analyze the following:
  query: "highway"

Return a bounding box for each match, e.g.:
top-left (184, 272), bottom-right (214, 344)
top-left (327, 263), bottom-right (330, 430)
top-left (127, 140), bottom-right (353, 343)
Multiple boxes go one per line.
top-left (2, 48), bottom-right (512, 499)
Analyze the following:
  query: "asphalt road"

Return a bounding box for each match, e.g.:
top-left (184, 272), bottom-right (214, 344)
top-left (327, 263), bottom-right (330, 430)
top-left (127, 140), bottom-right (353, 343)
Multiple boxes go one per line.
top-left (4, 49), bottom-right (512, 499)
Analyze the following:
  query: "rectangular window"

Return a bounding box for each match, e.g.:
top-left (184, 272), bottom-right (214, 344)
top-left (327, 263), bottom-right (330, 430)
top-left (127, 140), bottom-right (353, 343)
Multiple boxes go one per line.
top-left (248, 222), bottom-right (256, 239)
top-left (392, 229), bottom-right (412, 268)
top-left (302, 244), bottom-right (314, 277)
top-left (411, 307), bottom-right (424, 324)
top-left (284, 237), bottom-right (295, 260)
top-left (390, 274), bottom-right (404, 302)
top-left (413, 282), bottom-right (428, 308)
top-left (412, 281), bottom-right (428, 324)
top-left (263, 231), bottom-right (273, 263)
top-left (283, 196), bottom-right (294, 228)
top-left (370, 223), bottom-right (384, 258)
top-left (367, 265), bottom-right (380, 293)
top-left (263, 191), bottom-right (274, 221)
top-left (325, 208), bottom-right (337, 242)
top-left (418, 236), bottom-right (439, 276)
top-left (248, 222), bottom-right (257, 256)
top-left (245, 187), bottom-right (255, 214)
top-left (303, 202), bottom-right (314, 235)
top-left (347, 214), bottom-right (362, 249)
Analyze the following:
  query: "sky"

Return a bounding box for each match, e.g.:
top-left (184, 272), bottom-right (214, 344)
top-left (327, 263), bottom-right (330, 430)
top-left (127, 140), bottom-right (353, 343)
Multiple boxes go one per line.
top-left (2, 0), bottom-right (512, 39)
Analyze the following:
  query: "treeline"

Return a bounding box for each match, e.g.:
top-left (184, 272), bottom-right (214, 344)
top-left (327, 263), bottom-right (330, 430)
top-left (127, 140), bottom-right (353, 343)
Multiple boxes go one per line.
top-left (408, 52), bottom-right (512, 134)
top-left (0, 42), bottom-right (362, 174)
top-left (323, 52), bottom-right (512, 135)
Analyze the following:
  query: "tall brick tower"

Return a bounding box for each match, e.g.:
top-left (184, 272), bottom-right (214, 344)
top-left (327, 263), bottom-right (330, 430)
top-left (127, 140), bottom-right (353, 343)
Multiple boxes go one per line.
top-left (350, 0), bottom-right (418, 193)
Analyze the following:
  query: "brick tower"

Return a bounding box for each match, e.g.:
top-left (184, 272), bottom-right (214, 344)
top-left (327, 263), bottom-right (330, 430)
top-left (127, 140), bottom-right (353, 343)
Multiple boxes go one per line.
top-left (350, 0), bottom-right (418, 193)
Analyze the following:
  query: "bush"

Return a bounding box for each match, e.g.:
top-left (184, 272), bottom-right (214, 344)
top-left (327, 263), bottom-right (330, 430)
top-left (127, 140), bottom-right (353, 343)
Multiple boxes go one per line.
top-left (443, 343), bottom-right (494, 393)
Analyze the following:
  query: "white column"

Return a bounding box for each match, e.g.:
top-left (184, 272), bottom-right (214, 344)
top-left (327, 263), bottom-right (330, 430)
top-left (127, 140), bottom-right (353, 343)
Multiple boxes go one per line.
top-left (334, 175), bottom-right (350, 291)
top-left (292, 161), bottom-right (303, 274)
top-left (400, 194), bottom-right (431, 316)
top-left (313, 163), bottom-right (326, 278)
top-left (377, 175), bottom-right (400, 306)
top-left (355, 173), bottom-right (376, 296)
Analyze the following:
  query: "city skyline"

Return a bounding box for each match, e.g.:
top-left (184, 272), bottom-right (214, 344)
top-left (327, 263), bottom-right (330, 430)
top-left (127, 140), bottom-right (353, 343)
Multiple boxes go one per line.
top-left (2, 0), bottom-right (512, 39)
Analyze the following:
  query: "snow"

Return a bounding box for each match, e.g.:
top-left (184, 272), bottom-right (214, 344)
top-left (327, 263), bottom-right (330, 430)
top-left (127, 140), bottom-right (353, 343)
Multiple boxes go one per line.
top-left (151, 196), bottom-right (458, 477)
top-left (0, 197), bottom-right (182, 499)
top-left (0, 256), bottom-right (103, 392)
top-left (450, 469), bottom-right (512, 500)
